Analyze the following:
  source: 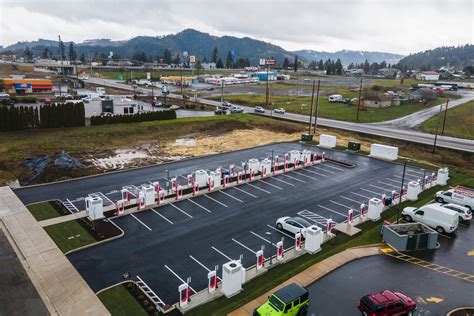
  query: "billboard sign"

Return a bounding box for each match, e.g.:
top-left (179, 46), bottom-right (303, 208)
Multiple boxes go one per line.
top-left (189, 55), bottom-right (196, 63)
top-left (260, 58), bottom-right (276, 66)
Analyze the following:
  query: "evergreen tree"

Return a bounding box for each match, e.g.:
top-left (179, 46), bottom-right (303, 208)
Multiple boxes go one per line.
top-left (335, 58), bottom-right (343, 75)
top-left (216, 58), bottom-right (224, 68)
top-left (226, 51), bottom-right (233, 68)
top-left (318, 59), bottom-right (324, 70)
top-left (282, 58), bottom-right (290, 69)
top-left (42, 48), bottom-right (50, 59)
top-left (174, 53), bottom-right (181, 65)
top-left (293, 55), bottom-right (298, 72)
top-left (80, 53), bottom-right (85, 63)
top-left (163, 48), bottom-right (172, 65)
top-left (211, 47), bottom-right (218, 63)
top-left (68, 42), bottom-right (76, 62)
top-left (58, 39), bottom-right (66, 61)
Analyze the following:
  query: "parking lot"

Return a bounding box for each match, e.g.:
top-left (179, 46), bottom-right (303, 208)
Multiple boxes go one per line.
top-left (307, 223), bottom-right (474, 315)
top-left (15, 142), bottom-right (433, 307)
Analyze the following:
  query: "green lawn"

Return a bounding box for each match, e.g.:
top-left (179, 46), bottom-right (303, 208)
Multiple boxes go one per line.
top-left (214, 94), bottom-right (443, 123)
top-left (188, 170), bottom-right (470, 316)
top-left (27, 201), bottom-right (62, 221)
top-left (421, 100), bottom-right (474, 140)
top-left (98, 283), bottom-right (148, 316)
top-left (44, 220), bottom-right (96, 253)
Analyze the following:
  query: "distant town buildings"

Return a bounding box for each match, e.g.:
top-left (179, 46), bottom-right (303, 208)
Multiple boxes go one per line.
top-left (415, 71), bottom-right (440, 81)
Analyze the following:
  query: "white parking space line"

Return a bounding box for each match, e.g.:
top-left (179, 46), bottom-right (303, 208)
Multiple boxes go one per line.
top-left (385, 178), bottom-right (402, 184)
top-left (312, 166), bottom-right (335, 174)
top-left (218, 190), bottom-right (244, 203)
top-left (164, 265), bottom-right (197, 293)
top-left (369, 184), bottom-right (394, 191)
top-left (297, 210), bottom-right (329, 226)
top-left (377, 181), bottom-right (399, 189)
top-left (406, 169), bottom-right (426, 176)
top-left (299, 169), bottom-right (327, 177)
top-left (232, 238), bottom-right (257, 254)
top-left (266, 225), bottom-right (295, 240)
top-left (291, 170), bottom-right (318, 180)
top-left (65, 199), bottom-right (80, 212)
top-left (258, 180), bottom-right (283, 190)
top-left (204, 194), bottom-right (229, 208)
top-left (270, 177), bottom-right (295, 186)
top-left (350, 191), bottom-right (373, 200)
top-left (211, 246), bottom-right (232, 261)
top-left (130, 214), bottom-right (152, 231)
top-left (232, 186), bottom-right (258, 198)
top-left (329, 200), bottom-right (355, 211)
top-left (280, 173), bottom-right (305, 183)
top-left (250, 231), bottom-right (278, 247)
top-left (317, 204), bottom-right (347, 217)
top-left (151, 208), bottom-right (174, 224)
top-left (322, 163), bottom-right (344, 171)
top-left (170, 203), bottom-right (193, 218)
top-left (394, 174), bottom-right (418, 181)
top-left (189, 255), bottom-right (222, 280)
top-left (246, 183), bottom-right (271, 194)
top-left (340, 196), bottom-right (364, 205)
top-left (187, 199), bottom-right (212, 213)
top-left (361, 187), bottom-right (385, 196)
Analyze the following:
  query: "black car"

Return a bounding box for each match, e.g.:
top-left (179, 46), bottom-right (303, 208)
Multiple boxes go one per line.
top-left (214, 108), bottom-right (227, 115)
top-left (0, 98), bottom-right (15, 106)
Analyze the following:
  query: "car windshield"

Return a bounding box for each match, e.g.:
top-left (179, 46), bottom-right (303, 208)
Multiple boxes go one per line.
top-left (268, 295), bottom-right (285, 311)
top-left (360, 296), bottom-right (381, 311)
top-left (293, 217), bottom-right (311, 227)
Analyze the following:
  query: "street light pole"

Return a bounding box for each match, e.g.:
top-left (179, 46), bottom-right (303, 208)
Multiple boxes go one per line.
top-left (266, 65), bottom-right (269, 109)
top-left (265, 232), bottom-right (273, 265)
top-left (313, 80), bottom-right (321, 134)
top-left (356, 77), bottom-right (363, 122)
top-left (220, 80), bottom-right (224, 104)
top-left (441, 97), bottom-right (449, 134)
top-left (432, 103), bottom-right (444, 154)
top-left (308, 80), bottom-right (316, 135)
top-left (397, 161), bottom-right (407, 223)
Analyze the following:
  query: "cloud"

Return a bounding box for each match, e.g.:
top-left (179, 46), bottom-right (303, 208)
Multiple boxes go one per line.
top-left (0, 0), bottom-right (473, 54)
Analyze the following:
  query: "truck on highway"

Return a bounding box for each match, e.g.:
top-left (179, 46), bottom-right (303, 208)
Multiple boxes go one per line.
top-left (435, 186), bottom-right (474, 210)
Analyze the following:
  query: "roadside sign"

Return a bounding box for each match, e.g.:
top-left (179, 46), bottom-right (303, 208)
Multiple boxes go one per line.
top-left (147, 72), bottom-right (151, 80)
top-left (190, 55), bottom-right (196, 63)
top-left (260, 58), bottom-right (276, 66)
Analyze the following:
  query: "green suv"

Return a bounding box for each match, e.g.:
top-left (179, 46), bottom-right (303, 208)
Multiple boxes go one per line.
top-left (254, 283), bottom-right (309, 316)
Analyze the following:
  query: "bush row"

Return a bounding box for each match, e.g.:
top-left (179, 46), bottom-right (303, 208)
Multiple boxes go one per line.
top-left (90, 110), bottom-right (176, 125)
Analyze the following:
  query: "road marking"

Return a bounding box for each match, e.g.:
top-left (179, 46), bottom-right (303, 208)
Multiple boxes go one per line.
top-left (329, 200), bottom-right (355, 211)
top-left (204, 194), bottom-right (229, 207)
top-left (350, 191), bottom-right (373, 200)
top-left (266, 224), bottom-right (295, 239)
top-left (304, 168), bottom-right (329, 177)
top-left (258, 180), bottom-right (283, 190)
top-left (246, 183), bottom-right (271, 194)
top-left (64, 199), bottom-right (80, 212)
top-left (425, 297), bottom-right (444, 304)
top-left (164, 265), bottom-right (197, 293)
top-left (340, 196), bottom-right (364, 205)
top-left (189, 255), bottom-right (221, 280)
top-left (151, 208), bottom-right (174, 224)
top-left (250, 231), bottom-right (278, 246)
top-left (130, 214), bottom-right (152, 231)
top-left (297, 210), bottom-right (329, 227)
top-left (232, 238), bottom-right (257, 254)
top-left (317, 204), bottom-right (347, 217)
top-left (311, 165), bottom-right (335, 174)
top-left (218, 190), bottom-right (244, 202)
top-left (291, 170), bottom-right (318, 180)
top-left (187, 199), bottom-right (212, 213)
top-left (377, 181), bottom-right (400, 189)
top-left (136, 275), bottom-right (165, 308)
top-left (361, 187), bottom-right (384, 196)
top-left (385, 178), bottom-right (402, 184)
top-left (369, 184), bottom-right (393, 191)
top-left (280, 173), bottom-right (305, 183)
top-left (211, 246), bottom-right (233, 261)
top-left (232, 186), bottom-right (258, 198)
top-left (170, 203), bottom-right (193, 218)
top-left (270, 177), bottom-right (295, 186)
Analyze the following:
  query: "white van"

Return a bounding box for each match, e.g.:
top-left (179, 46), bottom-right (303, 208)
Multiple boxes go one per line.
top-left (328, 94), bottom-right (343, 103)
top-left (402, 203), bottom-right (459, 234)
top-left (435, 186), bottom-right (473, 210)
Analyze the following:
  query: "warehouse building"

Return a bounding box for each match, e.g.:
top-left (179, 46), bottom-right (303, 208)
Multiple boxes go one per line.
top-left (2, 78), bottom-right (53, 95)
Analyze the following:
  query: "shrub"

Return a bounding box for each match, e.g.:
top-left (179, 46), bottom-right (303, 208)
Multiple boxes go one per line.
top-left (90, 109), bottom-right (176, 125)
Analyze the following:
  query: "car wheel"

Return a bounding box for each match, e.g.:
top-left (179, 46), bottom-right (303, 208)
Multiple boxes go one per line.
top-left (465, 205), bottom-right (472, 211)
top-left (436, 226), bottom-right (445, 233)
top-left (277, 223), bottom-right (283, 230)
top-left (297, 305), bottom-right (308, 316)
top-left (407, 311), bottom-right (414, 316)
top-left (403, 215), bottom-right (412, 222)
top-left (435, 197), bottom-right (444, 203)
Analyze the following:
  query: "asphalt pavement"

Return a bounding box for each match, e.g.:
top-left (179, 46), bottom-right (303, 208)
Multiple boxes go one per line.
top-left (15, 143), bottom-right (434, 307)
top-left (307, 222), bottom-right (474, 315)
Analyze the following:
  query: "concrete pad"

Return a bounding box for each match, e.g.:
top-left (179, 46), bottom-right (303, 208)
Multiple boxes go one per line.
top-left (334, 223), bottom-right (361, 236)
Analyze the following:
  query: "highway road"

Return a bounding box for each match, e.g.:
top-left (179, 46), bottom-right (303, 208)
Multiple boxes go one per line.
top-left (84, 78), bottom-right (474, 153)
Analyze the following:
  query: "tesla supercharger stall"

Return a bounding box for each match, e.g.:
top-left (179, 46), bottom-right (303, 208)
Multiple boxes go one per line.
top-left (85, 196), bottom-right (104, 220)
top-left (407, 181), bottom-right (421, 200)
top-left (256, 249), bottom-right (264, 270)
top-left (289, 150), bottom-right (300, 168)
top-left (210, 170), bottom-right (221, 189)
top-left (230, 164), bottom-right (235, 177)
top-left (137, 191), bottom-right (145, 209)
top-left (152, 181), bottom-right (160, 193)
top-left (171, 178), bottom-right (178, 191)
top-left (368, 197), bottom-right (383, 221)
top-left (276, 240), bottom-right (284, 261)
top-left (327, 219), bottom-right (334, 235)
top-left (347, 209), bottom-right (354, 224)
top-left (321, 152), bottom-right (326, 162)
top-left (176, 185), bottom-right (183, 200)
top-left (222, 260), bottom-right (244, 297)
top-left (187, 174), bottom-right (193, 187)
top-left (284, 154), bottom-right (289, 171)
top-left (261, 158), bottom-right (271, 177)
top-left (158, 189), bottom-right (165, 204)
top-left (115, 199), bottom-right (125, 215)
top-left (193, 182), bottom-right (199, 195)
top-left (223, 174), bottom-right (229, 187)
top-left (312, 152), bottom-right (318, 165)
top-left (360, 203), bottom-right (366, 219)
top-left (208, 270), bottom-right (218, 293)
top-left (305, 225), bottom-right (322, 254)
top-left (121, 188), bottom-right (131, 202)
top-left (382, 193), bottom-right (387, 206)
top-left (242, 162), bottom-right (247, 179)
top-left (437, 167), bottom-right (449, 185)
top-left (273, 155), bottom-right (279, 174)
top-left (295, 232), bottom-right (302, 251)
top-left (248, 159), bottom-right (260, 178)
top-left (178, 283), bottom-right (190, 308)
top-left (431, 172), bottom-right (437, 184)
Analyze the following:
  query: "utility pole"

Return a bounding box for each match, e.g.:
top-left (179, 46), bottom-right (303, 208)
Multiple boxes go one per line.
top-left (308, 80), bottom-right (316, 135)
top-left (397, 161), bottom-right (407, 223)
top-left (296, 76), bottom-right (299, 96)
top-left (58, 35), bottom-right (63, 96)
top-left (432, 102), bottom-right (444, 154)
top-left (356, 77), bottom-right (363, 122)
top-left (313, 80), bottom-right (321, 133)
top-left (180, 67), bottom-right (184, 95)
top-left (441, 97), bottom-right (449, 134)
top-left (220, 80), bottom-right (224, 103)
top-left (265, 65), bottom-right (270, 109)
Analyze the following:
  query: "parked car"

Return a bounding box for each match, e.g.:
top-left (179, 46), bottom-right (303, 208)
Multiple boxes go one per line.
top-left (222, 101), bottom-right (232, 107)
top-left (206, 87), bottom-right (215, 91)
top-left (435, 186), bottom-right (473, 210)
top-left (0, 98), bottom-right (15, 106)
top-left (101, 112), bottom-right (114, 117)
top-left (274, 108), bottom-right (286, 114)
top-left (402, 203), bottom-right (459, 234)
top-left (438, 203), bottom-right (472, 222)
top-left (182, 95), bottom-right (190, 100)
top-left (328, 94), bottom-right (343, 102)
top-left (230, 106), bottom-right (244, 113)
top-left (358, 290), bottom-right (416, 315)
top-left (276, 216), bottom-right (312, 238)
top-left (254, 283), bottom-right (309, 316)
top-left (254, 106), bottom-right (265, 113)
top-left (214, 108), bottom-right (227, 115)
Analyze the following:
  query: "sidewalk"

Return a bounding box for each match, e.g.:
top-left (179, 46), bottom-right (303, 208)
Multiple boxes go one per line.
top-left (0, 186), bottom-right (110, 315)
top-left (229, 245), bottom-right (381, 316)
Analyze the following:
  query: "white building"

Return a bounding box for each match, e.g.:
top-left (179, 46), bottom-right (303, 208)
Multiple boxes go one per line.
top-left (202, 62), bottom-right (216, 70)
top-left (416, 71), bottom-right (440, 81)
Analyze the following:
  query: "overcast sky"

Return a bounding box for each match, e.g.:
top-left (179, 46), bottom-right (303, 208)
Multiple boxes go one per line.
top-left (0, 0), bottom-right (473, 55)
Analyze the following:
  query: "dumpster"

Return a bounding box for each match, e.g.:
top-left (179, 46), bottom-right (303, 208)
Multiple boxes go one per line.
top-left (382, 223), bottom-right (438, 251)
top-left (348, 141), bottom-right (361, 151)
top-left (301, 133), bottom-right (313, 142)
